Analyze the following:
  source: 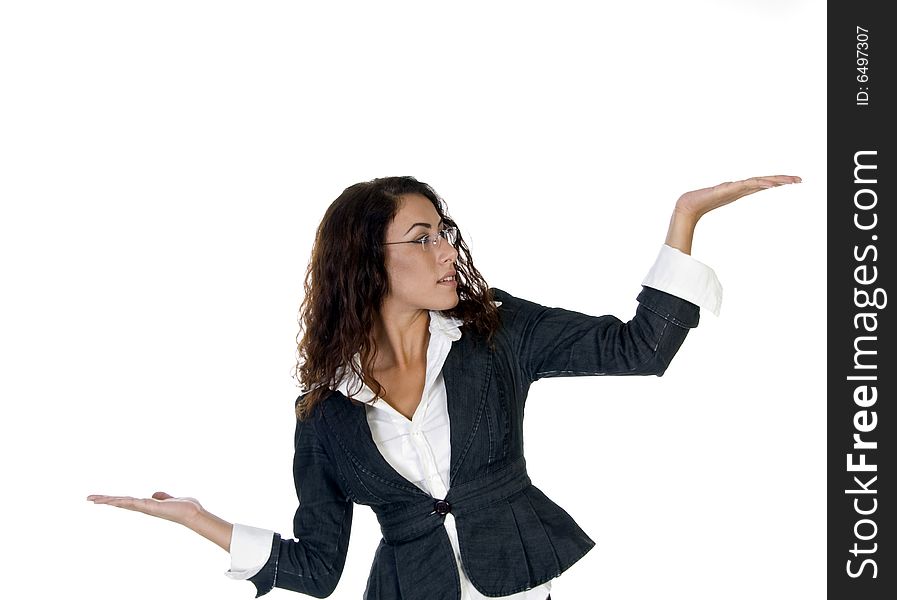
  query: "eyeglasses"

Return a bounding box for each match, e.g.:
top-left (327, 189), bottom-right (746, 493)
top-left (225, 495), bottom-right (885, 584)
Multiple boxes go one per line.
top-left (382, 226), bottom-right (459, 252)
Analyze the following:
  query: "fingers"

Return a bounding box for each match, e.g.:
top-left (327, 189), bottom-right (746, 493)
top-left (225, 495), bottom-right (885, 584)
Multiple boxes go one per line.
top-left (87, 494), bottom-right (149, 512)
top-left (87, 492), bottom-right (174, 515)
top-left (746, 175), bottom-right (802, 188)
top-left (87, 494), bottom-right (123, 503)
top-left (88, 492), bottom-right (172, 501)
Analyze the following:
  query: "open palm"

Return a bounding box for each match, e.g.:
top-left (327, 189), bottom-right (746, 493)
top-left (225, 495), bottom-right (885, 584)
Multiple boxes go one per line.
top-left (87, 491), bottom-right (204, 526)
top-left (676, 175), bottom-right (802, 219)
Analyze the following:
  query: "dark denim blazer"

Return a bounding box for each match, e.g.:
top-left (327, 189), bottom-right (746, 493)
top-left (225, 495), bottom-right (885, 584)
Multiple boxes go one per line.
top-left (248, 286), bottom-right (700, 599)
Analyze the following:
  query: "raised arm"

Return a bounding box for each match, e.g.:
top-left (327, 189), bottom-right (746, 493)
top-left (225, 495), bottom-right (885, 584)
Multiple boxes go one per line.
top-left (494, 285), bottom-right (700, 382)
top-left (495, 174), bottom-right (801, 383)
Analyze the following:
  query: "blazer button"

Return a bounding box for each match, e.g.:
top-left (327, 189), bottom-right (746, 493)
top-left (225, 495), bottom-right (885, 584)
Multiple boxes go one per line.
top-left (434, 499), bottom-right (451, 515)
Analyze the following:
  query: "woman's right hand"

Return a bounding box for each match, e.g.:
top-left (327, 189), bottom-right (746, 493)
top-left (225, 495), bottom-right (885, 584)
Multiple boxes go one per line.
top-left (87, 491), bottom-right (204, 527)
top-left (88, 491), bottom-right (234, 551)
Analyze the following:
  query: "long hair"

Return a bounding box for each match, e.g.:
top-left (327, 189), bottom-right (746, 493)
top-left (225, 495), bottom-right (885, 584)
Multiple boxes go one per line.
top-left (294, 176), bottom-right (500, 420)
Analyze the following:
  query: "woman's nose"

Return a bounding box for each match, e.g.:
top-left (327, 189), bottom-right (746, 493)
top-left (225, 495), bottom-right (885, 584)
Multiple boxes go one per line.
top-left (436, 238), bottom-right (458, 262)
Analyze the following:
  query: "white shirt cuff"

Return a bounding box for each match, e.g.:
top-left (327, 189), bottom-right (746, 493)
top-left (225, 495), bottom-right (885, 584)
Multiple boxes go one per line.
top-left (641, 244), bottom-right (723, 317)
top-left (225, 523), bottom-right (276, 580)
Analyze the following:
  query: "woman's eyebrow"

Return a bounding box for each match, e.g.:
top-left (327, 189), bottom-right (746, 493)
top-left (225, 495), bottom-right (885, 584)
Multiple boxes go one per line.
top-left (403, 217), bottom-right (444, 235)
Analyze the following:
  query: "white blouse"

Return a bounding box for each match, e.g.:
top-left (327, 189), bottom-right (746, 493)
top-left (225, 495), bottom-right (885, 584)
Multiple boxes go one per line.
top-left (226, 244), bottom-right (723, 598)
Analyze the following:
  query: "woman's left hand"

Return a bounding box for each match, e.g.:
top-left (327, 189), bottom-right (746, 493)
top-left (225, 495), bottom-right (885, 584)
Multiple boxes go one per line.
top-left (674, 174), bottom-right (802, 220)
top-left (664, 174), bottom-right (801, 255)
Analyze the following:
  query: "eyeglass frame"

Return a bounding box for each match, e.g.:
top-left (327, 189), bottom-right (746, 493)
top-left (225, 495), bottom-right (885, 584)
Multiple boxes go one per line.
top-left (381, 226), bottom-right (459, 251)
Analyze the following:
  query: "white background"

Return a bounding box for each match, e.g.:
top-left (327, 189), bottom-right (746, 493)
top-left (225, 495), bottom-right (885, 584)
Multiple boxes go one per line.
top-left (0, 1), bottom-right (825, 599)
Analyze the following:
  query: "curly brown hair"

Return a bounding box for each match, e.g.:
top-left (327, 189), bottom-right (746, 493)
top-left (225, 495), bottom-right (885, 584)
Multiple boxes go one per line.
top-left (293, 176), bottom-right (501, 420)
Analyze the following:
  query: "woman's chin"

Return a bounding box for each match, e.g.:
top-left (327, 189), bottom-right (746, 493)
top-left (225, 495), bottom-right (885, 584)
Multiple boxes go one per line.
top-left (437, 292), bottom-right (460, 310)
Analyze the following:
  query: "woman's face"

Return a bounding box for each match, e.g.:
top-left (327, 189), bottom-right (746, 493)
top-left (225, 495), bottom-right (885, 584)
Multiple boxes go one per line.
top-left (382, 193), bottom-right (460, 312)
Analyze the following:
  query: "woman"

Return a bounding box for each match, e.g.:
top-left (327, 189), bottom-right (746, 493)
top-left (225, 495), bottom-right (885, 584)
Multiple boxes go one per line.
top-left (88, 174), bottom-right (800, 599)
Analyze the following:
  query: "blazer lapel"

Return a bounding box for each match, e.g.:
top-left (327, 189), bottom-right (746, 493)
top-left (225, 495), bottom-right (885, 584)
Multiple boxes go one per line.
top-left (320, 391), bottom-right (428, 496)
top-left (443, 330), bottom-right (493, 484)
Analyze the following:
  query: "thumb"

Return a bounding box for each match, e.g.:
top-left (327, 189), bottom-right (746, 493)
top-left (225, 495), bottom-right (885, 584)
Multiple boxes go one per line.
top-left (152, 491), bottom-right (174, 500)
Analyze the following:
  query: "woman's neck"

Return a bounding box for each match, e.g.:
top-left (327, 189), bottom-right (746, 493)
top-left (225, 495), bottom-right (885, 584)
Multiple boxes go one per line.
top-left (368, 303), bottom-right (431, 371)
